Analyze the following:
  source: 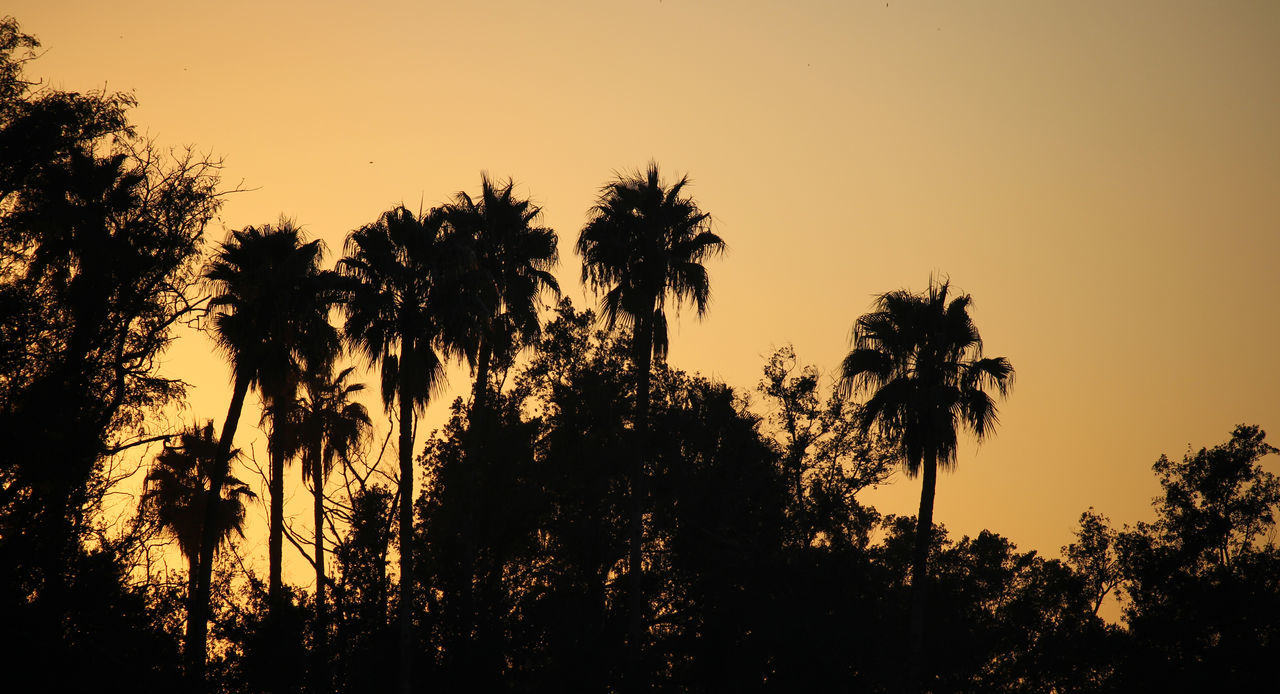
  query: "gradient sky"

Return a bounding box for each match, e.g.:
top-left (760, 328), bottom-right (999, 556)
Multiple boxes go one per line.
top-left (13, 1), bottom-right (1280, 589)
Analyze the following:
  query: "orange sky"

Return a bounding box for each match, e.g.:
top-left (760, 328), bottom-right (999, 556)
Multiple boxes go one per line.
top-left (12, 1), bottom-right (1280, 587)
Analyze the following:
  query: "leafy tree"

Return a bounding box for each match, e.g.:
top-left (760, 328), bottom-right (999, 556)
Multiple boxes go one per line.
top-left (502, 301), bottom-right (634, 690)
top-left (416, 301), bottom-right (811, 691)
top-left (871, 519), bottom-right (1116, 693)
top-left (757, 345), bottom-right (895, 548)
top-left (211, 575), bottom-right (310, 694)
top-left (339, 205), bottom-right (473, 693)
top-left (0, 80), bottom-right (218, 571)
top-left (576, 162), bottom-right (725, 672)
top-left (0, 17), bottom-right (217, 690)
top-left (417, 394), bottom-right (544, 689)
top-left (838, 278), bottom-right (1014, 692)
top-left (196, 220), bottom-right (340, 685)
top-left (1063, 508), bottom-right (1120, 617)
top-left (1114, 425), bottom-right (1280, 691)
top-left (331, 485), bottom-right (397, 694)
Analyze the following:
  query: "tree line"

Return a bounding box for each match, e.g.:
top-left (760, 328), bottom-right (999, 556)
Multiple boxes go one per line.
top-left (2, 17), bottom-right (1278, 693)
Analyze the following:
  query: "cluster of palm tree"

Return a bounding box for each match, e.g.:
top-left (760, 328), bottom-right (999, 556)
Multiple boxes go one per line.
top-left (147, 160), bottom-right (1014, 694)
top-left (158, 165), bottom-right (718, 691)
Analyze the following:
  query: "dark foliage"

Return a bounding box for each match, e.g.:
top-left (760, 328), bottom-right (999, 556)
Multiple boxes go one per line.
top-left (4, 19), bottom-right (1279, 693)
top-left (0, 17), bottom-right (219, 691)
top-left (1113, 425), bottom-right (1280, 692)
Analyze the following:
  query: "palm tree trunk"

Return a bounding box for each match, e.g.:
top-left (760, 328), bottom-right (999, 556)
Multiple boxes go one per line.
top-left (472, 340), bottom-right (492, 410)
top-left (397, 362), bottom-right (415, 694)
top-left (627, 314), bottom-right (654, 688)
top-left (269, 421), bottom-right (284, 614)
top-left (266, 414), bottom-right (288, 694)
top-left (187, 370), bottom-right (252, 690)
top-left (188, 554), bottom-right (199, 622)
top-left (313, 439), bottom-right (329, 694)
top-left (461, 338), bottom-right (492, 679)
top-left (907, 450), bottom-right (937, 693)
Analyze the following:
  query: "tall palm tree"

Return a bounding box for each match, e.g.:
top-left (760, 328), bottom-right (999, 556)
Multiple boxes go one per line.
top-left (444, 173), bottom-right (560, 406)
top-left (190, 220), bottom-right (340, 686)
top-left (142, 421), bottom-right (256, 614)
top-left (442, 174), bottom-right (559, 678)
top-left (280, 364), bottom-right (371, 690)
top-left (837, 278), bottom-right (1014, 692)
top-left (576, 162), bottom-right (725, 674)
top-left (339, 206), bottom-right (473, 694)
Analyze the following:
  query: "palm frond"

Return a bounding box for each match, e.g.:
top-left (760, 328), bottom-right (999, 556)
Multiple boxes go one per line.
top-left (840, 276), bottom-right (1014, 472)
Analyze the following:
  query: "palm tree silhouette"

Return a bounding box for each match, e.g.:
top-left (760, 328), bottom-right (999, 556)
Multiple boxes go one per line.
top-left (279, 365), bottom-right (370, 693)
top-left (190, 221), bottom-right (339, 685)
top-left (442, 174), bottom-right (559, 676)
top-left (838, 278), bottom-right (1014, 692)
top-left (444, 173), bottom-right (560, 407)
top-left (339, 206), bottom-right (473, 694)
top-left (142, 421), bottom-right (255, 617)
top-left (576, 162), bottom-right (725, 675)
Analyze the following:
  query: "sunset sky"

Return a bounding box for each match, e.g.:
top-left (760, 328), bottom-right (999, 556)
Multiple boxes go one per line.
top-left (13, 1), bottom-right (1280, 589)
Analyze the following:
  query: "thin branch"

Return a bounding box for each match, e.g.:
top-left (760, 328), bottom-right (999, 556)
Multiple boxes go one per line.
top-left (102, 432), bottom-right (176, 456)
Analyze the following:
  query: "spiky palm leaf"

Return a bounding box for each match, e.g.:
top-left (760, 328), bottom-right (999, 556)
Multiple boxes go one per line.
top-left (444, 173), bottom-right (560, 380)
top-left (205, 220), bottom-right (341, 401)
top-left (838, 279), bottom-right (1014, 475)
top-left (338, 207), bottom-right (473, 414)
top-left (142, 421), bottom-right (255, 566)
top-left (576, 161), bottom-right (723, 361)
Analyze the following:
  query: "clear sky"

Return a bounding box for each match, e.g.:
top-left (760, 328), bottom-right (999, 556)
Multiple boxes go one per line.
top-left (12, 1), bottom-right (1280, 586)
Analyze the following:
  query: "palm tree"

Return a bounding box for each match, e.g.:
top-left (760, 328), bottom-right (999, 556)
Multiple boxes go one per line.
top-left (279, 364), bottom-right (370, 691)
top-left (442, 174), bottom-right (559, 678)
top-left (444, 173), bottom-right (560, 407)
top-left (339, 206), bottom-right (473, 694)
top-left (576, 162), bottom-right (725, 674)
top-left (837, 278), bottom-right (1014, 692)
top-left (142, 421), bottom-right (256, 615)
top-left (190, 220), bottom-right (340, 686)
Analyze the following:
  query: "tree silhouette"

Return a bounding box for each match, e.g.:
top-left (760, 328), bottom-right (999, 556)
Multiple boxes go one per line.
top-left (1, 118), bottom-right (217, 594)
top-left (440, 174), bottom-right (558, 677)
top-left (838, 278), bottom-right (1014, 692)
top-left (194, 221), bottom-right (339, 687)
top-left (1114, 425), bottom-right (1280, 690)
top-left (142, 421), bottom-right (256, 620)
top-left (576, 162), bottom-right (724, 677)
top-left (444, 173), bottom-right (560, 406)
top-left (279, 365), bottom-right (371, 693)
top-left (339, 205), bottom-right (473, 693)
top-left (757, 345), bottom-right (896, 549)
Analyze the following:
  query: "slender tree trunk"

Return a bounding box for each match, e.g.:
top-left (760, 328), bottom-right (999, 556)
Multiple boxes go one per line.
top-left (397, 362), bottom-right (415, 694)
top-left (265, 414), bottom-right (288, 694)
top-left (188, 554), bottom-right (199, 623)
top-left (460, 339), bottom-right (491, 680)
top-left (187, 371), bottom-right (251, 690)
top-left (269, 421), bottom-right (284, 613)
top-left (907, 450), bottom-right (937, 693)
top-left (627, 314), bottom-right (654, 689)
top-left (313, 439), bottom-right (329, 694)
top-left (472, 341), bottom-right (492, 410)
